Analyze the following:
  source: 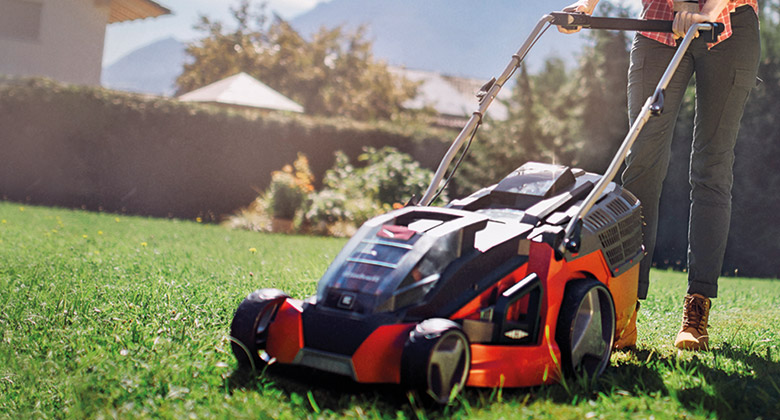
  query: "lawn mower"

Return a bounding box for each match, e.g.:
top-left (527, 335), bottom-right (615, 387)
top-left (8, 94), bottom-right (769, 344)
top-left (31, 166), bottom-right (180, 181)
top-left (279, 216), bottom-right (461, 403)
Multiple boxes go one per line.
top-left (229, 12), bottom-right (724, 404)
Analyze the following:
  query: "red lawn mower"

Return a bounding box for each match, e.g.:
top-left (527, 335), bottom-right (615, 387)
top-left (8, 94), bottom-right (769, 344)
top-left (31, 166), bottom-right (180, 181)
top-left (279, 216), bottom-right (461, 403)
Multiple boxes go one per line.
top-left (229, 12), bottom-right (724, 404)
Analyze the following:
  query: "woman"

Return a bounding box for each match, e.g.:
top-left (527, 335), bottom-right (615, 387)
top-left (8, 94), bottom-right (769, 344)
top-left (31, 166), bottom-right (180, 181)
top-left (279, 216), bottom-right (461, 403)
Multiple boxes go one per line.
top-left (560, 0), bottom-right (760, 350)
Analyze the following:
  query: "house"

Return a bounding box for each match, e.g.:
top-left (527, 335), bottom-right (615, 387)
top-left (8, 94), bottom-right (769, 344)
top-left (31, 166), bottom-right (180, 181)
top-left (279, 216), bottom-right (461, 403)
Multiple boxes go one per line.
top-left (178, 72), bottom-right (305, 114)
top-left (0, 0), bottom-right (170, 86)
top-left (389, 66), bottom-right (509, 128)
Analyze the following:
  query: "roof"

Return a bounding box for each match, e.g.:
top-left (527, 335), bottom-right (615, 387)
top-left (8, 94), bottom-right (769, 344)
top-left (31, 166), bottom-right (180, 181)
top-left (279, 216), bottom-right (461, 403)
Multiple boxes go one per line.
top-left (109, 0), bottom-right (171, 24)
top-left (178, 72), bottom-right (305, 113)
top-left (389, 67), bottom-right (508, 124)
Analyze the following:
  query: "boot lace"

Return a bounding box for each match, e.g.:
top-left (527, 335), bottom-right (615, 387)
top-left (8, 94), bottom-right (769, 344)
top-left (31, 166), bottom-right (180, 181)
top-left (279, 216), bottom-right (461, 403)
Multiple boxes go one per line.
top-left (682, 295), bottom-right (709, 333)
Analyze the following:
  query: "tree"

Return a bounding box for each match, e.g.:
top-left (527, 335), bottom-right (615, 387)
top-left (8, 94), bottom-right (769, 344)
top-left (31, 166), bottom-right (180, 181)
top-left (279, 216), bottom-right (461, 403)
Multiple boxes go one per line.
top-left (175, 0), bottom-right (417, 121)
top-left (456, 64), bottom-right (555, 194)
top-left (568, 2), bottom-right (632, 172)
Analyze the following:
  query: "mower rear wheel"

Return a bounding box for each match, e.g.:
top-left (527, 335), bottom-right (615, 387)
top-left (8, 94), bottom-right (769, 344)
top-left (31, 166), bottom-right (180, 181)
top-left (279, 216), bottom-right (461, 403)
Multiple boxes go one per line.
top-left (556, 278), bottom-right (615, 378)
top-left (401, 318), bottom-right (471, 405)
top-left (230, 288), bottom-right (288, 371)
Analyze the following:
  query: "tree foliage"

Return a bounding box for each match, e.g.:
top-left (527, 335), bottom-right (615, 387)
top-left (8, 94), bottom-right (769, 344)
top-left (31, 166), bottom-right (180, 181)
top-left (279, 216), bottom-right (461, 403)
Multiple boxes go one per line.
top-left (175, 0), bottom-right (417, 120)
top-left (456, 3), bottom-right (630, 195)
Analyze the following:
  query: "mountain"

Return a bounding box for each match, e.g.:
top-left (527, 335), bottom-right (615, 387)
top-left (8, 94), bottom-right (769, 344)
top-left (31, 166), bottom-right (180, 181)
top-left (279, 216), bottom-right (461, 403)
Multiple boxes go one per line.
top-left (101, 37), bottom-right (186, 96)
top-left (101, 1), bottom-right (587, 95)
top-left (290, 0), bottom-right (587, 79)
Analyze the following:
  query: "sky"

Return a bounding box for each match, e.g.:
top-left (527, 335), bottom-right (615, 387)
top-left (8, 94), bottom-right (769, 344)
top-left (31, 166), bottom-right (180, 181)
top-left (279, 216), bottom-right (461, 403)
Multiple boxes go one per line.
top-left (103, 0), bottom-right (643, 67)
top-left (103, 0), bottom-right (331, 66)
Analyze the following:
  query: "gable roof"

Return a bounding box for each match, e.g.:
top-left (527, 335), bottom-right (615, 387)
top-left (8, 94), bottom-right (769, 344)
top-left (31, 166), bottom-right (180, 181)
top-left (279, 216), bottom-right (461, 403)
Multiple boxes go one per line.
top-left (178, 72), bottom-right (305, 113)
top-left (109, 0), bottom-right (171, 24)
top-left (389, 67), bottom-right (508, 126)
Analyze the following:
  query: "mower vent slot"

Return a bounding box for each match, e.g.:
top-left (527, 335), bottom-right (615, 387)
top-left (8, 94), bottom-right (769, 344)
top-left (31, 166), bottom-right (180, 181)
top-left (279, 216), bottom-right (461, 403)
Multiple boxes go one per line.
top-left (587, 193), bottom-right (643, 272)
top-left (606, 246), bottom-right (624, 264)
top-left (621, 189), bottom-right (640, 205)
top-left (599, 226), bottom-right (621, 248)
top-left (606, 198), bottom-right (630, 215)
top-left (584, 208), bottom-right (612, 231)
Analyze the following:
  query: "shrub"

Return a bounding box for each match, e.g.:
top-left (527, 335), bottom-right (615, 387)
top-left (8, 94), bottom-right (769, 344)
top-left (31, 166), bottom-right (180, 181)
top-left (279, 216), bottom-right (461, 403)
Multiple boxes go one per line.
top-left (302, 147), bottom-right (441, 236)
top-left (227, 148), bottom-right (438, 236)
top-left (268, 154), bottom-right (314, 220)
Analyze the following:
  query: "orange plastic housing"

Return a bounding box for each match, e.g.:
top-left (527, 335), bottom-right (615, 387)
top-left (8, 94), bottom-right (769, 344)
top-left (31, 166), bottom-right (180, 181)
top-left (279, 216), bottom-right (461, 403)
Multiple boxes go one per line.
top-left (264, 239), bottom-right (639, 389)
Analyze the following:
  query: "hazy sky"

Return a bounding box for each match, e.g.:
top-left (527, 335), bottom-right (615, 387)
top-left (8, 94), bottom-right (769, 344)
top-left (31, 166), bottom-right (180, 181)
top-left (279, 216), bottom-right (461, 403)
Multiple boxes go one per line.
top-left (103, 0), bottom-right (330, 66)
top-left (103, 0), bottom-right (644, 67)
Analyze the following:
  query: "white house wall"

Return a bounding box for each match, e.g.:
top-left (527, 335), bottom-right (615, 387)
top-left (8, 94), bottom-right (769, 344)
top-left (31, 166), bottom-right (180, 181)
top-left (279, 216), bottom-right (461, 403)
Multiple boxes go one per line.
top-left (0, 0), bottom-right (111, 86)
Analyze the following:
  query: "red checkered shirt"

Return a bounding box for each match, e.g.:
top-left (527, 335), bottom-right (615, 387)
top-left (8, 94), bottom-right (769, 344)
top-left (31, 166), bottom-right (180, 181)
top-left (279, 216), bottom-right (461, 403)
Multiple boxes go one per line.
top-left (639, 0), bottom-right (758, 47)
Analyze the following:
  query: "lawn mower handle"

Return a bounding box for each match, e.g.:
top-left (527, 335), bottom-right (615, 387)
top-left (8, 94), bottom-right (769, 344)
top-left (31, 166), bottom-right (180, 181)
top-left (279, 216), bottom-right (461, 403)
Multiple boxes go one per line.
top-left (418, 14), bottom-right (556, 207)
top-left (549, 12), bottom-right (725, 43)
top-left (419, 13), bottom-right (723, 210)
top-left (560, 21), bottom-right (717, 255)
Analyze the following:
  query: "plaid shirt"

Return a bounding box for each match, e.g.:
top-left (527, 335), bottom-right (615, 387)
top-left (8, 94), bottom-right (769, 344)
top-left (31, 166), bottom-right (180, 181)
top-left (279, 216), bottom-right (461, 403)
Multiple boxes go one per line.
top-left (640, 0), bottom-right (759, 47)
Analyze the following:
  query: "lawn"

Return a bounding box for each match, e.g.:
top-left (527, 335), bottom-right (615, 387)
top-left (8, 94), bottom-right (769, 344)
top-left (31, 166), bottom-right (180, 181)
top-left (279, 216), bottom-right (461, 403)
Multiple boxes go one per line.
top-left (1, 201), bottom-right (778, 419)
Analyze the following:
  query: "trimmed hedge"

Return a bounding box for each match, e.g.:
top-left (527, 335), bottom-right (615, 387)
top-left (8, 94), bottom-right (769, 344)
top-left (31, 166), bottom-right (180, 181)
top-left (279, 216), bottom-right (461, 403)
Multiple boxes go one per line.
top-left (0, 77), bottom-right (450, 220)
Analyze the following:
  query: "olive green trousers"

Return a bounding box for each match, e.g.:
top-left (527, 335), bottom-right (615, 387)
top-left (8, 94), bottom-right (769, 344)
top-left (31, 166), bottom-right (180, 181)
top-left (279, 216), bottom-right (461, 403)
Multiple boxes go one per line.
top-left (622, 6), bottom-right (760, 299)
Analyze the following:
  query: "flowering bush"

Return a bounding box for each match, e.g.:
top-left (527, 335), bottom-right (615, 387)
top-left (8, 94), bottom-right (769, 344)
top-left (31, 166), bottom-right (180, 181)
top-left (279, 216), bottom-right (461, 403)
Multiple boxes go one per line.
top-left (268, 154), bottom-right (314, 220)
top-left (227, 148), bottom-right (436, 237)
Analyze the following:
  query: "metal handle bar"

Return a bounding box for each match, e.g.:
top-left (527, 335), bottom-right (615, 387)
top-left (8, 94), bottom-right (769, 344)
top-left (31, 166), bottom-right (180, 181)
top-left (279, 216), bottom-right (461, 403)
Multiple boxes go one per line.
top-left (549, 12), bottom-right (724, 43)
top-left (419, 12), bottom-right (722, 238)
top-left (419, 14), bottom-right (555, 206)
top-left (559, 21), bottom-right (719, 255)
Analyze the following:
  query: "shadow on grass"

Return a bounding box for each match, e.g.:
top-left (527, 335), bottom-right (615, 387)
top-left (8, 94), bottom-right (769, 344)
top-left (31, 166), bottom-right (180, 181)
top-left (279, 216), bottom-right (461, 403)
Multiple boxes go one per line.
top-left (673, 343), bottom-right (780, 419)
top-left (606, 346), bottom-right (780, 419)
top-left (222, 345), bottom-right (780, 419)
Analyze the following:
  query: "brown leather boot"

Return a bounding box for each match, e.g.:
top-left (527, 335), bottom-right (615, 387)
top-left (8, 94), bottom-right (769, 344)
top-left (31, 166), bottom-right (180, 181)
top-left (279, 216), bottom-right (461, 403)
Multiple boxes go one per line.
top-left (674, 293), bottom-right (711, 351)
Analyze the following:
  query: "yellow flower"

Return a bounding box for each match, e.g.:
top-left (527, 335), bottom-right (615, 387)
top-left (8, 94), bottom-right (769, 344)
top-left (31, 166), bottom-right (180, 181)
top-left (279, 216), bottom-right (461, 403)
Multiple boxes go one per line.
top-left (114, 217), bottom-right (121, 223)
top-left (19, 207), bottom-right (24, 212)
top-left (1, 220), bottom-right (6, 224)
top-left (141, 242), bottom-right (148, 247)
top-left (249, 247), bottom-right (257, 253)
top-left (82, 234), bottom-right (88, 239)
top-left (98, 231), bottom-right (103, 235)
top-left (196, 217), bottom-right (202, 223)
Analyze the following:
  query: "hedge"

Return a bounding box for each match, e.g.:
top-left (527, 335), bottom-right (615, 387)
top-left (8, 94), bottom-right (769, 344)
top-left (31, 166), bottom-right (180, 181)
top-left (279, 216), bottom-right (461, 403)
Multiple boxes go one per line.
top-left (0, 77), bottom-right (451, 221)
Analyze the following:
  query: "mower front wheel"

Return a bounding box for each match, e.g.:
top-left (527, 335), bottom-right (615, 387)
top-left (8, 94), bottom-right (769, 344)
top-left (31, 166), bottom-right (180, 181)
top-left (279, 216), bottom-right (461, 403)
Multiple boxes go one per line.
top-left (401, 318), bottom-right (471, 405)
top-left (230, 288), bottom-right (288, 371)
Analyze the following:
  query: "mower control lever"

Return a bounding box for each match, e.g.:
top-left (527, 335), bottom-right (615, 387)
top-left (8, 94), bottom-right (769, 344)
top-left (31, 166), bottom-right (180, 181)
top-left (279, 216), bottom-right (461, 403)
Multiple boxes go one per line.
top-left (477, 78), bottom-right (497, 103)
top-left (650, 88), bottom-right (665, 116)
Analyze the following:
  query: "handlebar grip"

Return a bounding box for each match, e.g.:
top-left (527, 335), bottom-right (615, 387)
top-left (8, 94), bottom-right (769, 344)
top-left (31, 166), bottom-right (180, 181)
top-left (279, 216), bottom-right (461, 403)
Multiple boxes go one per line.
top-left (549, 12), bottom-right (725, 43)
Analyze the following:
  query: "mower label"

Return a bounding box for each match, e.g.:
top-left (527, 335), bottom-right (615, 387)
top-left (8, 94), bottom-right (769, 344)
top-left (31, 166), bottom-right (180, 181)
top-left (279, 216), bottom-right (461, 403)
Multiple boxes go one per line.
top-left (504, 329), bottom-right (529, 340)
top-left (338, 292), bottom-right (357, 309)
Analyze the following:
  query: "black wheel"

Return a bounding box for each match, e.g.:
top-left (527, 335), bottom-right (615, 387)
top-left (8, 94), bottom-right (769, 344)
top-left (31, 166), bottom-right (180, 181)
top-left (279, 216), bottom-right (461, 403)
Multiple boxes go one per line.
top-left (230, 288), bottom-right (288, 371)
top-left (556, 278), bottom-right (615, 379)
top-left (401, 318), bottom-right (471, 405)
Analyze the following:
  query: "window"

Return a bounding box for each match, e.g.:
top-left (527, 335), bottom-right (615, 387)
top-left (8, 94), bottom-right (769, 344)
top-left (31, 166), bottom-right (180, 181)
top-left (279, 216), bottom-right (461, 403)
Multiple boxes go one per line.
top-left (0, 0), bottom-right (43, 42)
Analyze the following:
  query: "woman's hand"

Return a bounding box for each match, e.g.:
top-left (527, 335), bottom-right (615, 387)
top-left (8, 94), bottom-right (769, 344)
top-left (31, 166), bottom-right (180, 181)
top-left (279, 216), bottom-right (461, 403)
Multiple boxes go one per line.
top-left (673, 0), bottom-right (728, 39)
top-left (558, 0), bottom-right (598, 34)
top-left (672, 11), bottom-right (710, 39)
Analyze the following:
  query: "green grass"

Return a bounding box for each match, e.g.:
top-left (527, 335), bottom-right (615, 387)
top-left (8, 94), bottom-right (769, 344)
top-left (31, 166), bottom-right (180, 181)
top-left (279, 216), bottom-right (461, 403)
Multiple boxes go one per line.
top-left (1, 201), bottom-right (779, 419)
